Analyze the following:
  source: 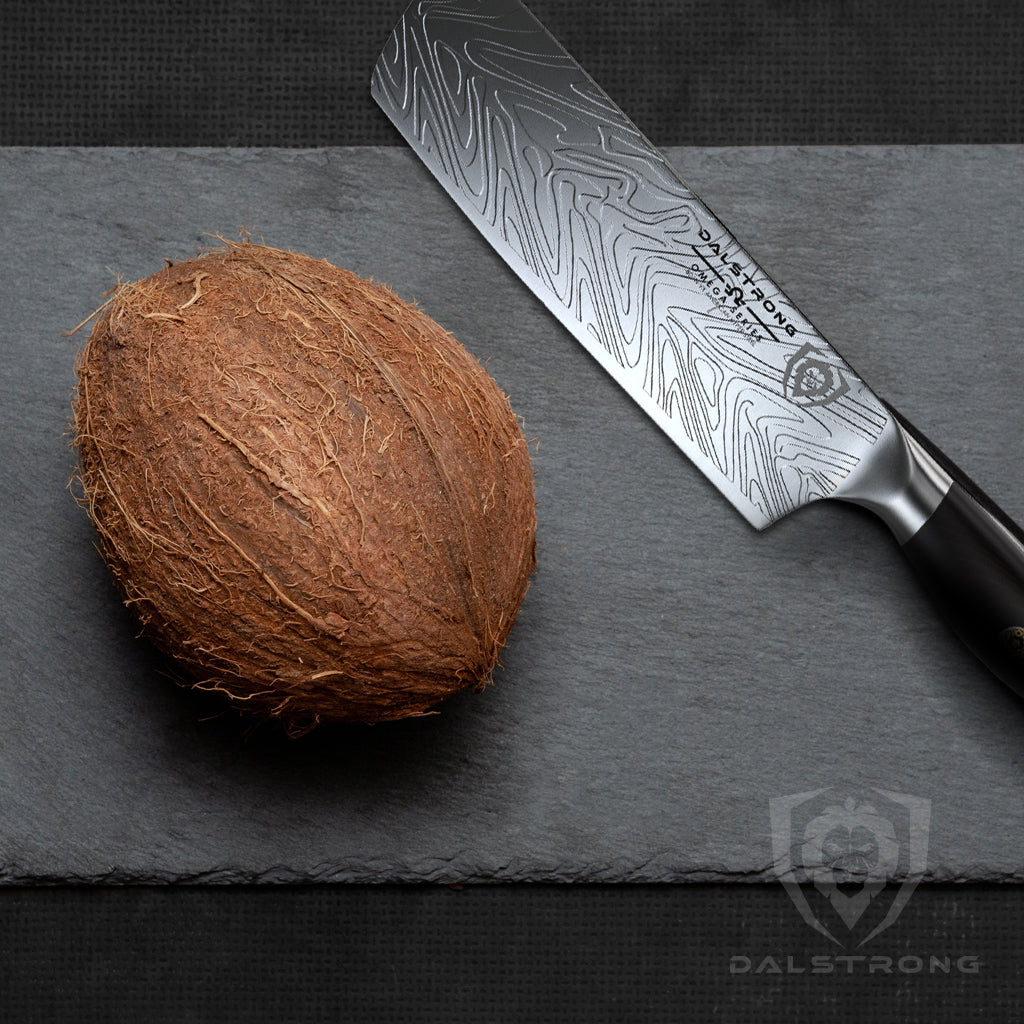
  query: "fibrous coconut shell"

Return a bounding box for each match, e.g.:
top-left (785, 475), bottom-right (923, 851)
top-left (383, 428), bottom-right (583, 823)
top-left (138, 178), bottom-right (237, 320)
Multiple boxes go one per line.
top-left (72, 242), bottom-right (536, 734)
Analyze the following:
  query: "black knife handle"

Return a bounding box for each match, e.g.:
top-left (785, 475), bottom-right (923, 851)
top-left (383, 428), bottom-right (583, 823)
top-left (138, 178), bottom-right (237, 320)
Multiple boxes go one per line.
top-left (836, 409), bottom-right (1024, 695)
top-left (901, 478), bottom-right (1024, 693)
top-left (889, 411), bottom-right (1024, 695)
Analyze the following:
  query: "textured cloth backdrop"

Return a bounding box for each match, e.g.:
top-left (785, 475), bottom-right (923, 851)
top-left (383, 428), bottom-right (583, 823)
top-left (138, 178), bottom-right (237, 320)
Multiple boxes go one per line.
top-left (2, 0), bottom-right (1023, 146)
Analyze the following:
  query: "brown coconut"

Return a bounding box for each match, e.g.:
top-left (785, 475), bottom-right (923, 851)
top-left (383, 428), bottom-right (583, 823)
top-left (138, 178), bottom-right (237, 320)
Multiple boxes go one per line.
top-left (72, 242), bottom-right (536, 733)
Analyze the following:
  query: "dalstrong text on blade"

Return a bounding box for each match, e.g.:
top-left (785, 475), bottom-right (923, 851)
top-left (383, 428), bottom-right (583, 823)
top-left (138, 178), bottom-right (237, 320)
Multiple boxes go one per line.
top-left (691, 228), bottom-right (799, 339)
top-left (371, 0), bottom-right (891, 528)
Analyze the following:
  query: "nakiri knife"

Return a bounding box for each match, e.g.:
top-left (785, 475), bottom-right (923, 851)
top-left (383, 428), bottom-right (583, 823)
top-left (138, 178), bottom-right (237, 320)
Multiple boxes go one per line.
top-left (371, 0), bottom-right (1024, 695)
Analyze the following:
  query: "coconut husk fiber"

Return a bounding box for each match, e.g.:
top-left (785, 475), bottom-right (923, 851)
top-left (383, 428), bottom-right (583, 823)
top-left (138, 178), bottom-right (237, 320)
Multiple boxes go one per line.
top-left (72, 242), bottom-right (537, 734)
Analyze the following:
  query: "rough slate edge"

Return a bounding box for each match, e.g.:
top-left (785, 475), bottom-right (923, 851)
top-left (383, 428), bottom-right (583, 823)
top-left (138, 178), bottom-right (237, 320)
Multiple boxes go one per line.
top-left (3, 145), bottom-right (1024, 891)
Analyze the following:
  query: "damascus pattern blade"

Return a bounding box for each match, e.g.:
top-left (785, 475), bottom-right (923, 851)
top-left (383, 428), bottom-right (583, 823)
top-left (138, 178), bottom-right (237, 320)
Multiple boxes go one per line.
top-left (371, 0), bottom-right (891, 528)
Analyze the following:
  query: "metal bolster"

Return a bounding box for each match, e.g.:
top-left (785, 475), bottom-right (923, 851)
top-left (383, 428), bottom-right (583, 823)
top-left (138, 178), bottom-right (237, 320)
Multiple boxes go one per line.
top-left (832, 417), bottom-right (954, 544)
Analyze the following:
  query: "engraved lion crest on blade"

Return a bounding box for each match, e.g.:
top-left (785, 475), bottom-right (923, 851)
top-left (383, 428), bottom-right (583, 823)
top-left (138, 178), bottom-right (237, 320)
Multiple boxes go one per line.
top-left (783, 343), bottom-right (851, 408)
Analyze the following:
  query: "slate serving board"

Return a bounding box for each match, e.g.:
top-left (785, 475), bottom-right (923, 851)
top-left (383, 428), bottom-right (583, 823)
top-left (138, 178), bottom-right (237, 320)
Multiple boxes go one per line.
top-left (2, 145), bottom-right (1023, 884)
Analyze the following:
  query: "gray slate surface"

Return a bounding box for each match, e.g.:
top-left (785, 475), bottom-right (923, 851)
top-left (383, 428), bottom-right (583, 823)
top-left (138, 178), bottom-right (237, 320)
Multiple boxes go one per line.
top-left (2, 145), bottom-right (1023, 885)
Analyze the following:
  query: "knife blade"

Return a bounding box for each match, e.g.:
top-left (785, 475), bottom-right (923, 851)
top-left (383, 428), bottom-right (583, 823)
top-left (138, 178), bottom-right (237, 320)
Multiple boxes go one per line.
top-left (371, 0), bottom-right (1024, 695)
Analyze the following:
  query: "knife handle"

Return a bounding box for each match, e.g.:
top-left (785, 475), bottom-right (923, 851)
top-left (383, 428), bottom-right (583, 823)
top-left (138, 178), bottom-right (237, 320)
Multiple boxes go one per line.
top-left (901, 474), bottom-right (1024, 691)
top-left (895, 411), bottom-right (1024, 694)
top-left (835, 411), bottom-right (1024, 695)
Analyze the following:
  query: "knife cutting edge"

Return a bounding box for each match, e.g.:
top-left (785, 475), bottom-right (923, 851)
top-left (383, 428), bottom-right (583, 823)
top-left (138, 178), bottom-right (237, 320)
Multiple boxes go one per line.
top-left (371, 0), bottom-right (1024, 695)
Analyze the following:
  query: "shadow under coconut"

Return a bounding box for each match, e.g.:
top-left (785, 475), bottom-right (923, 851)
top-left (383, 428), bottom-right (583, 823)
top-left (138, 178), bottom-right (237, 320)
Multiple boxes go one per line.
top-left (150, 642), bottom-right (509, 790)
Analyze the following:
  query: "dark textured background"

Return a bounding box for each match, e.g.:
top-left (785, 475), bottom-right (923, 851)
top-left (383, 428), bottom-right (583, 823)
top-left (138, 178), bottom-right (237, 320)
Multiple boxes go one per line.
top-left (5, 0), bottom-right (1024, 1020)
top-left (4, 0), bottom-right (1023, 148)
